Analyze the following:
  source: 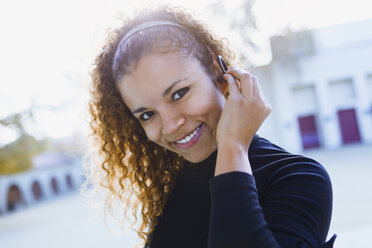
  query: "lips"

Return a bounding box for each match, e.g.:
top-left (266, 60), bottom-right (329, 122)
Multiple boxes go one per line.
top-left (172, 123), bottom-right (204, 150)
top-left (173, 124), bottom-right (202, 142)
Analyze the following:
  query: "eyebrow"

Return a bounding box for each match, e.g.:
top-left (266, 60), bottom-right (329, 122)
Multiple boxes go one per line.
top-left (162, 78), bottom-right (186, 97)
top-left (132, 78), bottom-right (187, 114)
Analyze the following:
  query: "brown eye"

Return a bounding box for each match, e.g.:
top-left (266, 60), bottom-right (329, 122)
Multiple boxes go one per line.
top-left (140, 111), bottom-right (154, 121)
top-left (172, 87), bottom-right (189, 102)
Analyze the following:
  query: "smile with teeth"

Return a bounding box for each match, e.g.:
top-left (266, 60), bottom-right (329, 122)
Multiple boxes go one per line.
top-left (175, 126), bottom-right (201, 144)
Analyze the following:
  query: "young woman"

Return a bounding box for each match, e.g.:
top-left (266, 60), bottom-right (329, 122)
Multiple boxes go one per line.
top-left (89, 5), bottom-right (336, 248)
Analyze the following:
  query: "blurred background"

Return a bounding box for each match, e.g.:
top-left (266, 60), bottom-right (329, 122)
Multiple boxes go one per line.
top-left (1, 0), bottom-right (371, 247)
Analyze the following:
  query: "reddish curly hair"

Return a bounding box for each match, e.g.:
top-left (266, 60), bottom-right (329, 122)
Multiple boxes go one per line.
top-left (88, 4), bottom-right (239, 247)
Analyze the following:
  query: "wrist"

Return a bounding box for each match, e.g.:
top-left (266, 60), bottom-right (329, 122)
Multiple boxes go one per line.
top-left (215, 140), bottom-right (252, 176)
top-left (217, 137), bottom-right (251, 152)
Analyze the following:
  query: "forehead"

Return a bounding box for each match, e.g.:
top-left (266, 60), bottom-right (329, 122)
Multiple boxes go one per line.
top-left (117, 53), bottom-right (204, 109)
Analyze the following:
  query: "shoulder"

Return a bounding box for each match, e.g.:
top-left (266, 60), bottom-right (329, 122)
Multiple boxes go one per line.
top-left (249, 135), bottom-right (331, 184)
top-left (248, 135), bottom-right (333, 211)
top-left (249, 135), bottom-right (333, 246)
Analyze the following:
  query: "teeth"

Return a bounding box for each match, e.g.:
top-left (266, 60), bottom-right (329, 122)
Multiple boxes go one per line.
top-left (176, 126), bottom-right (200, 144)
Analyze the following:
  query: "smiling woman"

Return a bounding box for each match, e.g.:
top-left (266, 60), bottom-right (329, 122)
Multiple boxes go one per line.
top-left (88, 5), bottom-right (335, 248)
top-left (116, 53), bottom-right (226, 163)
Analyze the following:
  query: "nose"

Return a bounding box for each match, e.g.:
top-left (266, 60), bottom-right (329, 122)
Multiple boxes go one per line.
top-left (160, 108), bottom-right (186, 136)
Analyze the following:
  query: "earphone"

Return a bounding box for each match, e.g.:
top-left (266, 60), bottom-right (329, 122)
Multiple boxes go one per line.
top-left (217, 55), bottom-right (229, 74)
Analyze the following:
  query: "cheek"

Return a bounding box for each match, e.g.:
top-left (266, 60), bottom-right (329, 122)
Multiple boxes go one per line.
top-left (209, 95), bottom-right (224, 123)
top-left (143, 121), bottom-right (170, 148)
top-left (143, 125), bottom-right (160, 143)
top-left (188, 90), bottom-right (224, 121)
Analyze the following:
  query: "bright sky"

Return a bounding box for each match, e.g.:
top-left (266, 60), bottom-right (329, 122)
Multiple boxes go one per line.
top-left (1, 0), bottom-right (371, 145)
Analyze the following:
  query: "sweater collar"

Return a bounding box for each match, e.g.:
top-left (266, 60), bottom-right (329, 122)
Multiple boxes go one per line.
top-left (184, 150), bottom-right (218, 170)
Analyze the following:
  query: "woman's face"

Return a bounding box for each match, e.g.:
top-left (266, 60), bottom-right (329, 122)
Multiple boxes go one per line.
top-left (117, 53), bottom-right (226, 163)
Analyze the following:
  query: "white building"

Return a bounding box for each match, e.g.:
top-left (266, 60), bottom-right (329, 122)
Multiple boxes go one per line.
top-left (254, 18), bottom-right (372, 153)
top-left (0, 159), bottom-right (82, 215)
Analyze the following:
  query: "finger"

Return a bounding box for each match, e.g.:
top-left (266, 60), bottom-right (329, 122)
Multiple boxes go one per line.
top-left (253, 76), bottom-right (269, 105)
top-left (262, 93), bottom-right (270, 106)
top-left (254, 78), bottom-right (272, 116)
top-left (262, 90), bottom-right (270, 105)
top-left (223, 73), bottom-right (241, 98)
top-left (225, 67), bottom-right (253, 98)
top-left (252, 75), bottom-right (263, 99)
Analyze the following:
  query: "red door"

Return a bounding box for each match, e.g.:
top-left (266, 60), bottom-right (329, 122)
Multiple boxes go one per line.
top-left (337, 108), bottom-right (361, 144)
top-left (298, 115), bottom-right (320, 149)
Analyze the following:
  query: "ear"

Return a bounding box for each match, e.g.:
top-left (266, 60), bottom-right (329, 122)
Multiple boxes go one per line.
top-left (211, 54), bottom-right (229, 96)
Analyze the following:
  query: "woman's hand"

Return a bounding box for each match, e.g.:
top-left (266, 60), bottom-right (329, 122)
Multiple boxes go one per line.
top-left (216, 67), bottom-right (272, 152)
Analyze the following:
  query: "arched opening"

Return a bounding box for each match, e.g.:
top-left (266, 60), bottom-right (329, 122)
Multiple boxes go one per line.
top-left (51, 177), bottom-right (59, 195)
top-left (66, 175), bottom-right (73, 190)
top-left (7, 185), bottom-right (24, 212)
top-left (32, 181), bottom-right (43, 201)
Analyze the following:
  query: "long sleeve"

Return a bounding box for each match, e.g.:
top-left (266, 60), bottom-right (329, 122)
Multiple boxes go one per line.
top-left (145, 136), bottom-right (334, 248)
top-left (208, 172), bottom-right (280, 247)
top-left (208, 172), bottom-right (278, 248)
top-left (207, 138), bottom-right (333, 248)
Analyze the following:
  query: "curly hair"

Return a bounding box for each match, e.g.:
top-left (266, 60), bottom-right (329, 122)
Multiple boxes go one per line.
top-left (88, 4), bottom-right (239, 247)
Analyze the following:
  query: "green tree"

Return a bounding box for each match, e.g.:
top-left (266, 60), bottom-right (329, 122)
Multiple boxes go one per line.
top-left (0, 111), bottom-right (46, 175)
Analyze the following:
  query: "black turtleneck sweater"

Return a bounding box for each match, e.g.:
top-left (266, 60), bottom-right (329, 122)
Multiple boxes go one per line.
top-left (146, 135), bottom-right (335, 248)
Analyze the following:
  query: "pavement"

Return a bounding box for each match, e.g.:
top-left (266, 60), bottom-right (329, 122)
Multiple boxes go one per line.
top-left (0, 189), bottom-right (143, 248)
top-left (304, 143), bottom-right (372, 247)
top-left (0, 143), bottom-right (371, 248)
